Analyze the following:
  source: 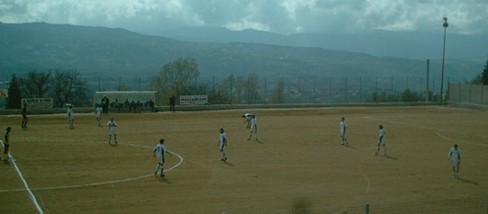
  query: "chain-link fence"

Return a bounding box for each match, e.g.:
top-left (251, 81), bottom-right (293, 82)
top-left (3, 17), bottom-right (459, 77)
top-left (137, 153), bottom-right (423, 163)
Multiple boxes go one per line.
top-left (203, 76), bottom-right (442, 104)
top-left (448, 83), bottom-right (488, 107)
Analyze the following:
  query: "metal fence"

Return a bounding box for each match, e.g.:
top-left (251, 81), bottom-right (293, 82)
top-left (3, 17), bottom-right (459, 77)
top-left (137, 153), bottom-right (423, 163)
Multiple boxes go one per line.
top-left (448, 83), bottom-right (488, 107)
top-left (206, 76), bottom-right (441, 104)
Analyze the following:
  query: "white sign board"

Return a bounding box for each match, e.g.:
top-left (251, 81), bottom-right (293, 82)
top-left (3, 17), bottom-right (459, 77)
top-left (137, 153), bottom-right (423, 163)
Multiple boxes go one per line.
top-left (179, 95), bottom-right (208, 105)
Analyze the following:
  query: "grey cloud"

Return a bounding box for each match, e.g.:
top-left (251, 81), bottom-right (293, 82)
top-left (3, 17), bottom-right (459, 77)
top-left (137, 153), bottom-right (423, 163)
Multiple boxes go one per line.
top-left (0, 0), bottom-right (487, 35)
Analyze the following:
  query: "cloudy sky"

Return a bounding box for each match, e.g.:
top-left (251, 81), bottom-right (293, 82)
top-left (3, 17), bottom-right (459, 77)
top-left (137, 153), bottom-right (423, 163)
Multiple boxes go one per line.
top-left (0, 0), bottom-right (487, 36)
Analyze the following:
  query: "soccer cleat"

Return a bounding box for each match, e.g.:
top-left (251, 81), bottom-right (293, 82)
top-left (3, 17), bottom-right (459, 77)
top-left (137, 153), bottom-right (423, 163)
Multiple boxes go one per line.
top-left (160, 174), bottom-right (165, 177)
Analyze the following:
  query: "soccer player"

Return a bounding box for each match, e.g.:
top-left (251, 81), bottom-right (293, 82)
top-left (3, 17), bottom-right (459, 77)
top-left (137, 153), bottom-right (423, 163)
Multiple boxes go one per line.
top-left (339, 117), bottom-right (348, 145)
top-left (169, 95), bottom-right (176, 112)
top-left (219, 128), bottom-right (228, 161)
top-left (95, 104), bottom-right (103, 127)
top-left (153, 138), bottom-right (173, 177)
top-left (67, 105), bottom-right (75, 129)
top-left (248, 115), bottom-right (258, 141)
top-left (107, 118), bottom-right (118, 145)
top-left (101, 96), bottom-right (110, 114)
top-left (448, 144), bottom-right (461, 178)
top-left (375, 124), bottom-right (387, 156)
top-left (242, 112), bottom-right (253, 128)
top-left (2, 127), bottom-right (11, 161)
top-left (21, 105), bottom-right (28, 130)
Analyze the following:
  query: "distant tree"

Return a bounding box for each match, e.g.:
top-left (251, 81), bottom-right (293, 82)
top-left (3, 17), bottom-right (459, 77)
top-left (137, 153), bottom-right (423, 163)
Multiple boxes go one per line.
top-left (400, 88), bottom-right (420, 102)
top-left (51, 70), bottom-right (89, 107)
top-left (470, 74), bottom-right (482, 84)
top-left (244, 73), bottom-right (260, 104)
top-left (6, 74), bottom-right (22, 109)
top-left (371, 91), bottom-right (382, 102)
top-left (221, 74), bottom-right (236, 104)
top-left (151, 58), bottom-right (200, 104)
top-left (271, 77), bottom-right (285, 103)
top-left (21, 71), bottom-right (51, 98)
top-left (482, 59), bottom-right (488, 85)
top-left (234, 76), bottom-right (246, 104)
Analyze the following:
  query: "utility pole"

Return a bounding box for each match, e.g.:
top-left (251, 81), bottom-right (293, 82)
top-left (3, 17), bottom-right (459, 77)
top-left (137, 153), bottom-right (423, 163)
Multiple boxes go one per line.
top-left (440, 17), bottom-right (448, 105)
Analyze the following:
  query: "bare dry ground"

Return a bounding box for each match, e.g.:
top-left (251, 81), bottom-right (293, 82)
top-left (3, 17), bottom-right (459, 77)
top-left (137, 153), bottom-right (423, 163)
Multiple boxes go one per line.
top-left (0, 106), bottom-right (487, 213)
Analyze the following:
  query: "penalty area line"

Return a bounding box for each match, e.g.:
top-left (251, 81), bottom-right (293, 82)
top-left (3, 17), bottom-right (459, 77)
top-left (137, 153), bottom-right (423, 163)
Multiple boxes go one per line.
top-left (8, 153), bottom-right (45, 214)
top-left (0, 143), bottom-right (184, 193)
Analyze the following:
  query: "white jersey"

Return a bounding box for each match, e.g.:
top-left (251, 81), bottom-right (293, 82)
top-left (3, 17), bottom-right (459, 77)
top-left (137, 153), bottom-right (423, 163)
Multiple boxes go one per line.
top-left (107, 120), bottom-right (117, 135)
top-left (250, 118), bottom-right (257, 129)
top-left (378, 128), bottom-right (385, 144)
top-left (448, 147), bottom-right (461, 163)
top-left (67, 108), bottom-right (74, 120)
top-left (95, 106), bottom-right (103, 119)
top-left (219, 132), bottom-right (228, 149)
top-left (154, 144), bottom-right (167, 157)
top-left (339, 120), bottom-right (346, 136)
top-left (153, 143), bottom-right (167, 163)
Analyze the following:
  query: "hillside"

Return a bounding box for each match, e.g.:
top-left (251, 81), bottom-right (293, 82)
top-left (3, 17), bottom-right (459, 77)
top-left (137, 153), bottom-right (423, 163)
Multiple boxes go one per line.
top-left (0, 22), bottom-right (482, 91)
top-left (161, 26), bottom-right (488, 60)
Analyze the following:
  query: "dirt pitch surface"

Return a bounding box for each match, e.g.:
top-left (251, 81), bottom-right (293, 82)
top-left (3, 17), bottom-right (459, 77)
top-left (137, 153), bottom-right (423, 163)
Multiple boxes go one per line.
top-left (0, 106), bottom-right (487, 213)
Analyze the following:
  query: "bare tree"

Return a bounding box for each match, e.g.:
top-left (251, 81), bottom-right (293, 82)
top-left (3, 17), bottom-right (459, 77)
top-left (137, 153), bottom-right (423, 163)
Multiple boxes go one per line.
top-left (245, 72), bottom-right (260, 104)
top-left (151, 58), bottom-right (200, 104)
top-left (271, 77), bottom-right (285, 103)
top-left (221, 74), bottom-right (236, 104)
top-left (21, 71), bottom-right (51, 98)
top-left (51, 70), bottom-right (88, 107)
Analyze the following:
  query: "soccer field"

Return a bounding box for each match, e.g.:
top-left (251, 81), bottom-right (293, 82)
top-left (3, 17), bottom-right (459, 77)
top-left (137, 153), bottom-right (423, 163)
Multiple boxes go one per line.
top-left (0, 106), bottom-right (487, 213)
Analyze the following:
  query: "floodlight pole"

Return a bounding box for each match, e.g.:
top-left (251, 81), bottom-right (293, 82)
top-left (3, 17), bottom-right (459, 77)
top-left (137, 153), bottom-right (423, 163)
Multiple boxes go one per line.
top-left (426, 59), bottom-right (430, 103)
top-left (440, 17), bottom-right (448, 105)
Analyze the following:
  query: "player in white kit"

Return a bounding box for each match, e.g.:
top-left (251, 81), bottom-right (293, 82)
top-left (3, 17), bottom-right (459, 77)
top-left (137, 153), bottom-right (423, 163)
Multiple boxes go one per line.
top-left (242, 113), bottom-right (253, 128)
top-left (375, 124), bottom-right (386, 156)
top-left (153, 138), bottom-right (173, 177)
top-left (219, 128), bottom-right (228, 161)
top-left (339, 117), bottom-right (348, 145)
top-left (107, 118), bottom-right (118, 145)
top-left (448, 144), bottom-right (461, 178)
top-left (248, 115), bottom-right (258, 141)
top-left (67, 105), bottom-right (75, 129)
top-left (95, 104), bottom-right (103, 127)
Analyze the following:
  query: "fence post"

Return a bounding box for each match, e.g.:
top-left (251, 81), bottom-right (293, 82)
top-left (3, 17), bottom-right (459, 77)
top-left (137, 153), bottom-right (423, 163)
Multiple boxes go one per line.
top-left (365, 203), bottom-right (369, 214)
top-left (481, 84), bottom-right (484, 105)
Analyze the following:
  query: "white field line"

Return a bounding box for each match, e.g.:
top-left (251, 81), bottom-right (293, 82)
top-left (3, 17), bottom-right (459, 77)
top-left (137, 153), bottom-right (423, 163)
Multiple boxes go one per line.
top-left (364, 115), bottom-right (487, 147)
top-left (334, 154), bottom-right (372, 214)
top-left (1, 137), bottom-right (44, 214)
top-left (0, 142), bottom-right (184, 193)
top-left (436, 131), bottom-right (488, 147)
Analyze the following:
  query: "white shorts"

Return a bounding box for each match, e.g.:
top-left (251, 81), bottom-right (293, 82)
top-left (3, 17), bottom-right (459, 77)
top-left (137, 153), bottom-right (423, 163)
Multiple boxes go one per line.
top-left (108, 127), bottom-right (116, 135)
top-left (157, 155), bottom-right (165, 164)
top-left (450, 158), bottom-right (459, 166)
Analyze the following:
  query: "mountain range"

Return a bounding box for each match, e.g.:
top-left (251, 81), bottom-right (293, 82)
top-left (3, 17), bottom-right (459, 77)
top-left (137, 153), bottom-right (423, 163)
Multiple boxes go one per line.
top-left (0, 22), bottom-right (485, 92)
top-left (160, 26), bottom-right (487, 61)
